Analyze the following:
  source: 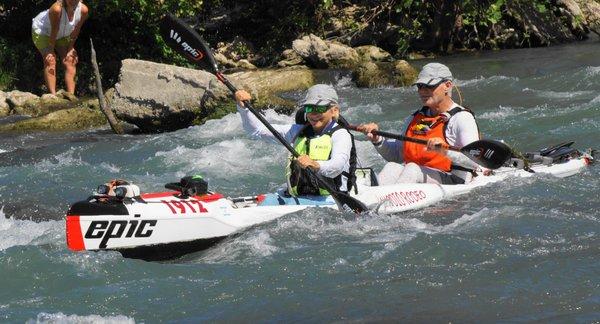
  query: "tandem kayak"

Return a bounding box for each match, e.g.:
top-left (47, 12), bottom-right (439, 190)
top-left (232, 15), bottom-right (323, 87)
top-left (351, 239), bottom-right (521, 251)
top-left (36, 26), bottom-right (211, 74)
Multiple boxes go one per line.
top-left (65, 145), bottom-right (595, 261)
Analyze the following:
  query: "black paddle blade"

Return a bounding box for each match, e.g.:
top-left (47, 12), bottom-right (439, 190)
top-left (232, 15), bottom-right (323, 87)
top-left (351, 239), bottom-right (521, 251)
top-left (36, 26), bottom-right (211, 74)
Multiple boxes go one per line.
top-left (159, 13), bottom-right (219, 73)
top-left (460, 139), bottom-right (512, 169)
top-left (330, 191), bottom-right (368, 214)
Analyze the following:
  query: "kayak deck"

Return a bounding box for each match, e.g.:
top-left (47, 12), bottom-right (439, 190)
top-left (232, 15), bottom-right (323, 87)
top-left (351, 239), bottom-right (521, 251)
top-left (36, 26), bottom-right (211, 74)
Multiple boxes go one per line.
top-left (66, 154), bottom-right (593, 260)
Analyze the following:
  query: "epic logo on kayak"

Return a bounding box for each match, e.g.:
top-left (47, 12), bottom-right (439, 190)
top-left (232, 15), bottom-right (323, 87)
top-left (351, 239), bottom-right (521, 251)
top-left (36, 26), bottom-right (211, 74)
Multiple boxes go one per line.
top-left (84, 219), bottom-right (157, 249)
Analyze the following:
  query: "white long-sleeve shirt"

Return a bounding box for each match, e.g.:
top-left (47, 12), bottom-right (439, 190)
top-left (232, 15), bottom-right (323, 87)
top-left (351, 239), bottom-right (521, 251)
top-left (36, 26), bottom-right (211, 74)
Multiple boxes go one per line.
top-left (237, 105), bottom-right (353, 190)
top-left (373, 103), bottom-right (481, 180)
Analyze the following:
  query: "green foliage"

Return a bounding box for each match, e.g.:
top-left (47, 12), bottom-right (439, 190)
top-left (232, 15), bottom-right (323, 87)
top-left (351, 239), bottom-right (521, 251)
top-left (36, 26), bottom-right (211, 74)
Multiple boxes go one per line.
top-left (535, 3), bottom-right (548, 14)
top-left (0, 0), bottom-right (587, 92)
top-left (486, 0), bottom-right (505, 25)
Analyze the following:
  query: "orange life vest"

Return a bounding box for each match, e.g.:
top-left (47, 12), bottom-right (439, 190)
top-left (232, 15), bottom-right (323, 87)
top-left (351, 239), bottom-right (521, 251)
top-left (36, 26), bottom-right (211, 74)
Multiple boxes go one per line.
top-left (403, 106), bottom-right (475, 172)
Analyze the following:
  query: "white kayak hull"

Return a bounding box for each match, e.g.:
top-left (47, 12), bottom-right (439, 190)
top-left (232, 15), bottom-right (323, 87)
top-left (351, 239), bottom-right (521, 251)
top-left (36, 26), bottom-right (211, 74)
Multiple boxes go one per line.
top-left (66, 156), bottom-right (592, 260)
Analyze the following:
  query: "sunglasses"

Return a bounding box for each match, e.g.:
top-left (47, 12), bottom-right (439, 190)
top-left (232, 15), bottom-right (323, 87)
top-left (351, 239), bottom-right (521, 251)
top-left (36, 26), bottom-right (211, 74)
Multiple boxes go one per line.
top-left (416, 80), bottom-right (447, 90)
top-left (304, 104), bottom-right (331, 114)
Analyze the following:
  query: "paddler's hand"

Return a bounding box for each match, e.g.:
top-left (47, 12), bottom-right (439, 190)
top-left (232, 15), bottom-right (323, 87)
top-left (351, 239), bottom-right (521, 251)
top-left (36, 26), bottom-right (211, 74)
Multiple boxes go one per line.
top-left (427, 137), bottom-right (448, 153)
top-left (234, 90), bottom-right (252, 108)
top-left (357, 122), bottom-right (381, 143)
top-left (297, 155), bottom-right (320, 170)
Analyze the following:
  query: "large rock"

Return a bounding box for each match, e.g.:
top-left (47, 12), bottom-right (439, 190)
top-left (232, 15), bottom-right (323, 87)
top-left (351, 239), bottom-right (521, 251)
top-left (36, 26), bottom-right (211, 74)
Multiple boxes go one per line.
top-left (355, 45), bottom-right (393, 63)
top-left (0, 91), bottom-right (8, 117)
top-left (228, 65), bottom-right (314, 112)
top-left (292, 34), bottom-right (360, 69)
top-left (0, 104), bottom-right (106, 132)
top-left (575, 0), bottom-right (600, 34)
top-left (6, 90), bottom-right (39, 108)
top-left (109, 59), bottom-right (316, 132)
top-left (505, 0), bottom-right (581, 46)
top-left (214, 37), bottom-right (259, 69)
top-left (277, 49), bottom-right (304, 67)
top-left (109, 59), bottom-right (231, 132)
top-left (353, 60), bottom-right (417, 88)
top-left (557, 0), bottom-right (588, 37)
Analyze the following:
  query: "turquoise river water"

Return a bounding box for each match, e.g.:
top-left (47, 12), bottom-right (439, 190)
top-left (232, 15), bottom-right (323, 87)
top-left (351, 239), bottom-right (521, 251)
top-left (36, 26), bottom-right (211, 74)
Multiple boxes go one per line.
top-left (0, 40), bottom-right (599, 322)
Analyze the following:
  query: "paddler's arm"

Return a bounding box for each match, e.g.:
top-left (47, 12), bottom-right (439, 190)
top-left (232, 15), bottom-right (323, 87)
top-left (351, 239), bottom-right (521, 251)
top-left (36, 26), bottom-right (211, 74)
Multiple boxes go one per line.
top-left (358, 117), bottom-right (411, 163)
top-left (234, 90), bottom-right (299, 143)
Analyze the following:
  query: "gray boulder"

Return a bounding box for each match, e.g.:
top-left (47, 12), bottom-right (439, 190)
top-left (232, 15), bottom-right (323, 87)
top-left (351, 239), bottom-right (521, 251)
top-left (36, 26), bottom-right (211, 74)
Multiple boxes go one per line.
top-left (109, 59), bottom-right (316, 132)
top-left (292, 34), bottom-right (360, 69)
top-left (6, 90), bottom-right (39, 108)
top-left (277, 49), bottom-right (304, 67)
top-left (355, 45), bottom-right (393, 63)
top-left (0, 91), bottom-right (8, 117)
top-left (575, 0), bottom-right (600, 34)
top-left (353, 59), bottom-right (417, 88)
top-left (109, 59), bottom-right (230, 132)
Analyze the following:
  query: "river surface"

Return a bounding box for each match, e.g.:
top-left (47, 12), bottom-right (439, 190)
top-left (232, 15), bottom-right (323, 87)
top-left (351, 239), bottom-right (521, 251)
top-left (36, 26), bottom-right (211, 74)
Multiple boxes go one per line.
top-left (1, 40), bottom-right (599, 322)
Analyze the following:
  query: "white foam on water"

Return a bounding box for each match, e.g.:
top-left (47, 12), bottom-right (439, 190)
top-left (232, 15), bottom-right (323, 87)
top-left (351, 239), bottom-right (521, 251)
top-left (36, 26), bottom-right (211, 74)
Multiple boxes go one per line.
top-left (477, 105), bottom-right (521, 120)
top-left (344, 103), bottom-right (384, 116)
top-left (439, 208), bottom-right (491, 233)
top-left (99, 162), bottom-right (121, 173)
top-left (251, 108), bottom-right (295, 125)
top-left (27, 312), bottom-right (135, 324)
top-left (239, 231), bottom-right (278, 257)
top-left (155, 139), bottom-right (286, 176)
top-left (0, 207), bottom-right (63, 251)
top-left (198, 230), bottom-right (279, 264)
top-left (0, 149), bottom-right (6, 153)
top-left (521, 88), bottom-right (594, 99)
top-left (36, 149), bottom-right (89, 172)
top-left (584, 66), bottom-right (600, 77)
top-left (335, 74), bottom-right (354, 88)
top-left (457, 75), bottom-right (519, 87)
top-left (186, 112), bottom-right (245, 139)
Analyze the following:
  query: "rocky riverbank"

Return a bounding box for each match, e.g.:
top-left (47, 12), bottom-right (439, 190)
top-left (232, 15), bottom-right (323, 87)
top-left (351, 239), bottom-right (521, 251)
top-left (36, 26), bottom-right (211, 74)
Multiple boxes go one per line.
top-left (1, 37), bottom-right (416, 133)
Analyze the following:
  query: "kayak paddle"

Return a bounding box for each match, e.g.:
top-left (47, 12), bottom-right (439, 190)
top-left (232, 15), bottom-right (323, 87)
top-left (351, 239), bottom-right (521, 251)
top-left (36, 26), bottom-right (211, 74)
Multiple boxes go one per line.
top-left (159, 13), bottom-right (368, 214)
top-left (344, 124), bottom-right (512, 169)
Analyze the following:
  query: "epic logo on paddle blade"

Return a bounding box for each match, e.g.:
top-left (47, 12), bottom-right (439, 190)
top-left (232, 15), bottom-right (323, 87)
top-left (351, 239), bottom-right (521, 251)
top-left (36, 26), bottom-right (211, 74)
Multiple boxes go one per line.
top-left (468, 149), bottom-right (483, 157)
top-left (167, 28), bottom-right (204, 61)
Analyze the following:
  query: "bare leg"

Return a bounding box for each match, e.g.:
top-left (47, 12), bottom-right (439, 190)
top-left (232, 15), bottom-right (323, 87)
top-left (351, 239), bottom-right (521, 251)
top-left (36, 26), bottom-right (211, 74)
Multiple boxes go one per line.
top-left (40, 50), bottom-right (57, 95)
top-left (57, 46), bottom-right (78, 94)
top-left (396, 163), bottom-right (446, 184)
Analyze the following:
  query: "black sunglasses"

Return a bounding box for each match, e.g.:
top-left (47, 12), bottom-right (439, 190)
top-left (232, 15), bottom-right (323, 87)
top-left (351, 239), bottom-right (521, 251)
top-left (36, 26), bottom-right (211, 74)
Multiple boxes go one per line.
top-left (416, 80), bottom-right (447, 90)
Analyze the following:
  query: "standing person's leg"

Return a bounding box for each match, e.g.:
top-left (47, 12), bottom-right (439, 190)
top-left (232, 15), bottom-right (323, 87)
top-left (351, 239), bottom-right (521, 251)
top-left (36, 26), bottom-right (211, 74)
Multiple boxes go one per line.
top-left (32, 32), bottom-right (57, 94)
top-left (56, 41), bottom-right (78, 95)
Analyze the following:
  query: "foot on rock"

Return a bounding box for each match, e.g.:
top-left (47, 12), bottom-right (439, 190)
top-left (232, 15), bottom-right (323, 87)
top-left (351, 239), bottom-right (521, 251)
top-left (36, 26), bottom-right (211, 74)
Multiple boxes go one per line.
top-left (57, 89), bottom-right (78, 102)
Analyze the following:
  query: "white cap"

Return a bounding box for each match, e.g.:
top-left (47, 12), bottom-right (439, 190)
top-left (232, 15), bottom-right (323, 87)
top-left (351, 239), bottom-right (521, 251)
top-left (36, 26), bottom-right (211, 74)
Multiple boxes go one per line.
top-left (413, 63), bottom-right (453, 85)
top-left (301, 84), bottom-right (339, 106)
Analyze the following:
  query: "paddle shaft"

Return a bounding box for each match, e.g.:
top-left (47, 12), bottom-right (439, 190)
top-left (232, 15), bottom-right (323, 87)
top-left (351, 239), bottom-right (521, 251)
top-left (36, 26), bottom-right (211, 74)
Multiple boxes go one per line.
top-left (216, 74), bottom-right (299, 157)
top-left (345, 124), bottom-right (459, 151)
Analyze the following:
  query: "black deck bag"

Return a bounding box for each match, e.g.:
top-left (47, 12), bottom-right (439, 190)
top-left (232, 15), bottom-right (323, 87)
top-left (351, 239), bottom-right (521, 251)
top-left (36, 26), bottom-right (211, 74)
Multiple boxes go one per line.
top-left (165, 175), bottom-right (208, 197)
